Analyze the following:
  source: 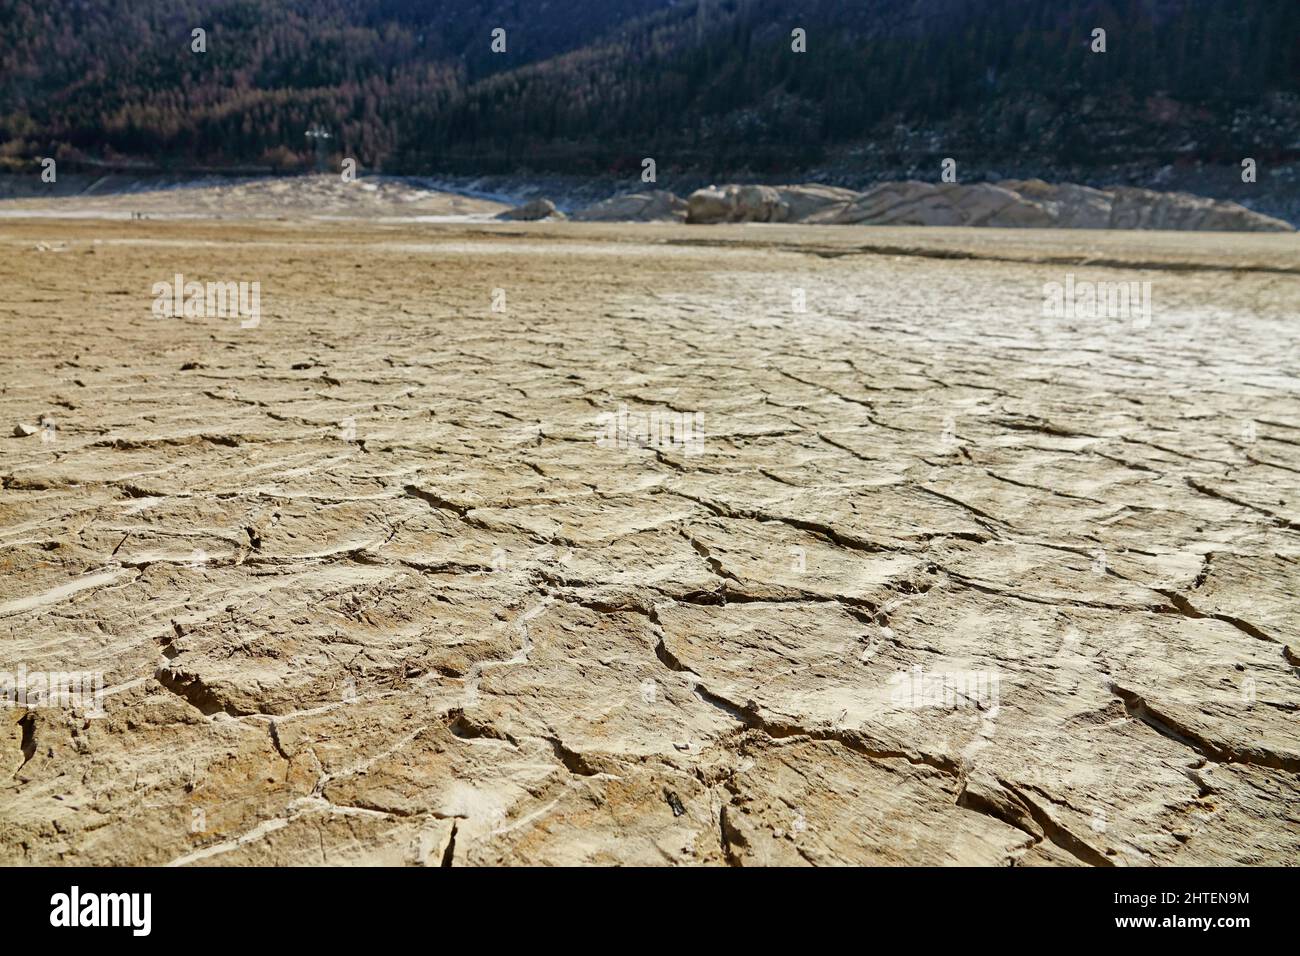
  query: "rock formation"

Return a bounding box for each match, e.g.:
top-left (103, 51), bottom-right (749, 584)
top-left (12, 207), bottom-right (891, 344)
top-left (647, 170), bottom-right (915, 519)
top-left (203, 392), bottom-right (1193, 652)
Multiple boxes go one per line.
top-left (675, 180), bottom-right (1295, 231)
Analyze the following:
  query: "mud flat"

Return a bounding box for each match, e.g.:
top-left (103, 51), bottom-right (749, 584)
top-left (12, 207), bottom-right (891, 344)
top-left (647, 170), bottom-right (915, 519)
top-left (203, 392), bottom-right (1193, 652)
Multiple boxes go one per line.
top-left (0, 215), bottom-right (1297, 865)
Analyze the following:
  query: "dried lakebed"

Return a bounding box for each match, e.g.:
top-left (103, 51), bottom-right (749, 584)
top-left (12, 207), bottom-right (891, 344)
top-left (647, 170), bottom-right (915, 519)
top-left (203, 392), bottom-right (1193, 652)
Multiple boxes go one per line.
top-left (0, 218), bottom-right (1297, 865)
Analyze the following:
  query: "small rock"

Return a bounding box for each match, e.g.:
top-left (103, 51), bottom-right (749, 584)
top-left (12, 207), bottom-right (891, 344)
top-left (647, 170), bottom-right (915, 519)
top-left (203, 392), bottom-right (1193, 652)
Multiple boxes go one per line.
top-left (496, 198), bottom-right (565, 221)
top-left (13, 423), bottom-right (37, 437)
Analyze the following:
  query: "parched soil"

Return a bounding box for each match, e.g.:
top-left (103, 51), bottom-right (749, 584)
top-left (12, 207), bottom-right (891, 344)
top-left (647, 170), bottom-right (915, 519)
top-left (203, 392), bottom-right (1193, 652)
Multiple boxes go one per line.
top-left (1, 216), bottom-right (1297, 866)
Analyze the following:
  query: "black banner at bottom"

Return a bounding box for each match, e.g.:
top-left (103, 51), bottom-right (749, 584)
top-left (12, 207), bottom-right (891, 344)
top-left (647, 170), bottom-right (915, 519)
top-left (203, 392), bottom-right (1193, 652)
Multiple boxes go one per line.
top-left (1, 865), bottom-right (1276, 941)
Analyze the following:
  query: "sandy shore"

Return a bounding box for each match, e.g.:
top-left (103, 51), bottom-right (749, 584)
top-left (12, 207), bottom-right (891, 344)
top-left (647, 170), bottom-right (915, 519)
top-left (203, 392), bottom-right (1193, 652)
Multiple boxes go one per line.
top-left (1, 215), bottom-right (1297, 865)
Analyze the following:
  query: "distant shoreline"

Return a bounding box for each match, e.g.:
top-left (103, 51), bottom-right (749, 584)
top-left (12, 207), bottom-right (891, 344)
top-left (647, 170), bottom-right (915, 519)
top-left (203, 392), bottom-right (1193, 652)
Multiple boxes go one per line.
top-left (0, 173), bottom-right (1293, 233)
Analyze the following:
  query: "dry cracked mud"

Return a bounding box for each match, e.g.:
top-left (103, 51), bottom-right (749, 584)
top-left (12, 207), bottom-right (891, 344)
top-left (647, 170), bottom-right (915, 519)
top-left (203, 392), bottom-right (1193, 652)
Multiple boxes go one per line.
top-left (0, 216), bottom-right (1297, 866)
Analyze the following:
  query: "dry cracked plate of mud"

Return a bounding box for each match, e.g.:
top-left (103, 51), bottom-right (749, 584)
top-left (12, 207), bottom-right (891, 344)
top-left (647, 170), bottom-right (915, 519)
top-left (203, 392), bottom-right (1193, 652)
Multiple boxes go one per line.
top-left (0, 217), bottom-right (1297, 865)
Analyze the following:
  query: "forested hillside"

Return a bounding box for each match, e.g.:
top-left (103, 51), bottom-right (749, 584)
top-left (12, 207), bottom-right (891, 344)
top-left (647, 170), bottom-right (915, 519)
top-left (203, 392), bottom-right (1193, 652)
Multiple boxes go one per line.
top-left (1, 0), bottom-right (1295, 176)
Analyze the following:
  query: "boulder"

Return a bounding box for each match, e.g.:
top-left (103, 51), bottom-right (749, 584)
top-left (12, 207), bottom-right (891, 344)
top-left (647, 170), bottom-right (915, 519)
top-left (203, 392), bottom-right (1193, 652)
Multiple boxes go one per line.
top-left (496, 198), bottom-right (565, 221)
top-left (686, 184), bottom-right (790, 223)
top-left (572, 190), bottom-right (687, 222)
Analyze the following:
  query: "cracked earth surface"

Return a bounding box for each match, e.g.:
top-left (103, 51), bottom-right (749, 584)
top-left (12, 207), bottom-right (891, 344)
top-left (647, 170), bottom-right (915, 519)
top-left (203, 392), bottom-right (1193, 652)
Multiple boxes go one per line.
top-left (0, 218), bottom-right (1297, 866)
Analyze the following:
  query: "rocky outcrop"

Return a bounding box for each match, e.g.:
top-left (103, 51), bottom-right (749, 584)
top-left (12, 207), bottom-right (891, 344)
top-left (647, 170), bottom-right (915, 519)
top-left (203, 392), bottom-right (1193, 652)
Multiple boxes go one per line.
top-left (685, 180), bottom-right (1295, 231)
top-left (1001, 179), bottom-right (1297, 231)
top-left (686, 184), bottom-right (789, 224)
top-left (827, 182), bottom-right (1048, 227)
top-left (1104, 185), bottom-right (1288, 231)
top-left (496, 198), bottom-right (565, 221)
top-left (771, 184), bottom-right (862, 223)
top-left (682, 183), bottom-right (862, 224)
top-left (1003, 179), bottom-right (1115, 229)
top-left (571, 190), bottom-right (688, 222)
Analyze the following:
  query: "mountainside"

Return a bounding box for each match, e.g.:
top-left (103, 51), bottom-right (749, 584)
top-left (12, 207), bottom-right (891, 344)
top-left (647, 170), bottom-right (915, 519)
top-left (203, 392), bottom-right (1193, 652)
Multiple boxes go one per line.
top-left (1, 0), bottom-right (1296, 181)
top-left (0, 0), bottom-right (678, 170)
